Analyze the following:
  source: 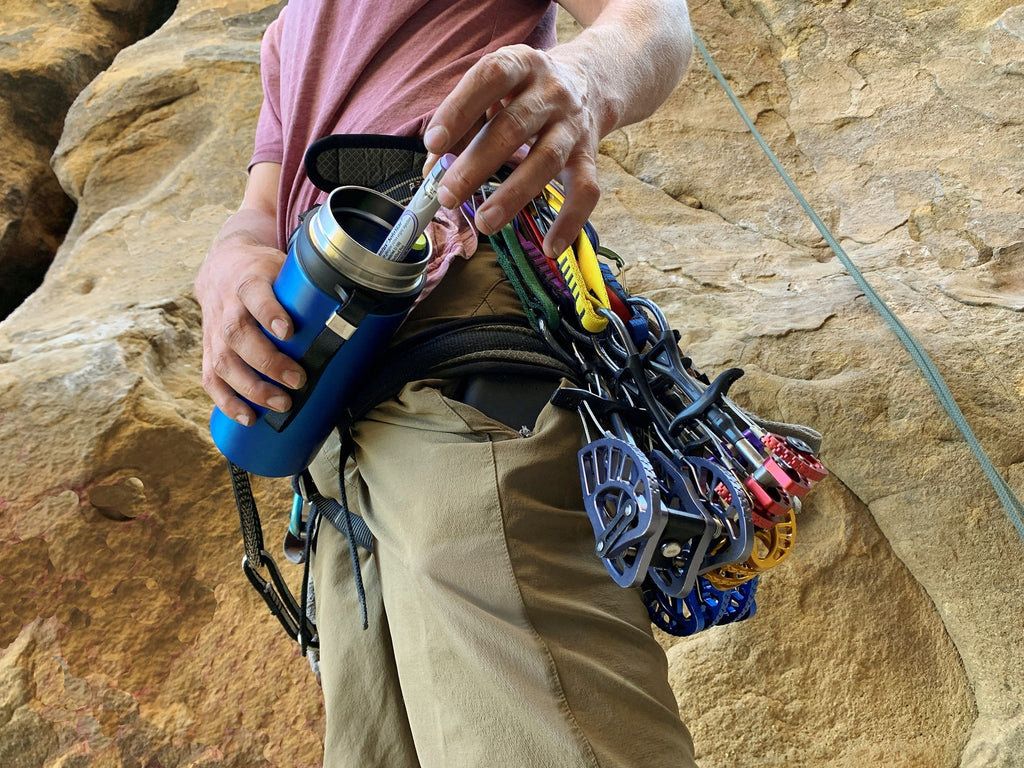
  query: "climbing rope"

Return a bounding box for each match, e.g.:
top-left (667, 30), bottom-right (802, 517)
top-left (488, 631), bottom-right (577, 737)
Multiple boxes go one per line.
top-left (692, 31), bottom-right (1024, 543)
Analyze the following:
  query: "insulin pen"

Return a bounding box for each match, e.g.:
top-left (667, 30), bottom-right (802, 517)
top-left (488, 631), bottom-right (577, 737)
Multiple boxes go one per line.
top-left (377, 153), bottom-right (456, 262)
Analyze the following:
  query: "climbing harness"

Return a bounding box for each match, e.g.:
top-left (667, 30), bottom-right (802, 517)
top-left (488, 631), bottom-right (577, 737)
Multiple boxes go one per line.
top-left (223, 20), bottom-right (1023, 673)
top-left (478, 177), bottom-right (830, 637)
top-left (222, 134), bottom-right (830, 651)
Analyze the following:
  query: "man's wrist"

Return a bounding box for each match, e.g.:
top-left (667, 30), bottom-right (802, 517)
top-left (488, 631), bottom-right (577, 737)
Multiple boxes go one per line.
top-left (214, 208), bottom-right (279, 251)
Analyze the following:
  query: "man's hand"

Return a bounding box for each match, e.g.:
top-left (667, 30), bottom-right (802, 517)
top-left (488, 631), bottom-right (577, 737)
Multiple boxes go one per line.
top-left (194, 162), bottom-right (306, 426)
top-left (424, 43), bottom-right (604, 260)
top-left (422, 0), bottom-right (692, 259)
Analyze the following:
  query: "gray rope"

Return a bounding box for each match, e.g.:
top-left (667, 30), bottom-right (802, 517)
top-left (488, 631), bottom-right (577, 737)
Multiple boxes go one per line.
top-left (693, 31), bottom-right (1024, 542)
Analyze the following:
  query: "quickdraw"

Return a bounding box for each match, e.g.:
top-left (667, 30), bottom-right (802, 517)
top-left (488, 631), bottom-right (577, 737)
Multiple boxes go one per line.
top-left (543, 186), bottom-right (612, 333)
top-left (475, 178), bottom-right (830, 637)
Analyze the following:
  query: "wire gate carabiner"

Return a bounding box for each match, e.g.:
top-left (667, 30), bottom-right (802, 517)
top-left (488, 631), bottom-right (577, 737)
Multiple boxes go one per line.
top-left (483, 179), bottom-right (830, 637)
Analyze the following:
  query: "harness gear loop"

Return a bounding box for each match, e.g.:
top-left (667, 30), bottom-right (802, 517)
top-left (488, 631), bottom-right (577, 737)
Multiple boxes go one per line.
top-left (545, 208), bottom-right (610, 332)
top-left (490, 225), bottom-right (562, 332)
top-left (485, 177), bottom-right (830, 638)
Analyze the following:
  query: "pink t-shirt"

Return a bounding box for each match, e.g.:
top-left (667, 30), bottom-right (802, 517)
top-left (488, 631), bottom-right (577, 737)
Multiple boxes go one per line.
top-left (251, 0), bottom-right (556, 291)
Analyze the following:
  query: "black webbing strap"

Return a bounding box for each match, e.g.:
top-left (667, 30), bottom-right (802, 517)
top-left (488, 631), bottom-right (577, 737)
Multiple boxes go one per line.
top-left (301, 430), bottom-right (374, 632)
top-left (230, 459), bottom-right (264, 564)
top-left (263, 322), bottom-right (348, 432)
top-left (229, 460), bottom-right (319, 648)
top-left (304, 476), bottom-right (373, 634)
top-left (312, 493), bottom-right (375, 554)
top-left (229, 456), bottom-right (376, 646)
top-left (338, 314), bottom-right (581, 431)
top-left (335, 479), bottom-right (369, 630)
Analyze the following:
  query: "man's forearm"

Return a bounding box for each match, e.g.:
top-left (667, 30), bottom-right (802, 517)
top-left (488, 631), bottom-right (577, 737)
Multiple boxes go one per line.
top-left (422, 1), bottom-right (691, 256)
top-left (207, 160), bottom-right (282, 257)
top-left (194, 206), bottom-right (279, 309)
top-left (212, 207), bottom-right (279, 251)
top-left (556, 0), bottom-right (693, 136)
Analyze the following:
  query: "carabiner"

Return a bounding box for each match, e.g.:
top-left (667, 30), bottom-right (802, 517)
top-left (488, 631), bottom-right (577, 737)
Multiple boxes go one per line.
top-left (242, 550), bottom-right (318, 649)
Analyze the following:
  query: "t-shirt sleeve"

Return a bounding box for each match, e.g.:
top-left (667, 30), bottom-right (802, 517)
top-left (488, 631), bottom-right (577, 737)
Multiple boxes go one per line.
top-left (249, 12), bottom-right (285, 170)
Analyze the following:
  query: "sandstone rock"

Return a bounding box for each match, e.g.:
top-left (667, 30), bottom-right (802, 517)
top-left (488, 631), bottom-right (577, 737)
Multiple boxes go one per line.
top-left (598, 0), bottom-right (1024, 762)
top-left (1, 0), bottom-right (1022, 766)
top-left (1, 2), bottom-right (322, 766)
top-left (0, 0), bottom-right (176, 319)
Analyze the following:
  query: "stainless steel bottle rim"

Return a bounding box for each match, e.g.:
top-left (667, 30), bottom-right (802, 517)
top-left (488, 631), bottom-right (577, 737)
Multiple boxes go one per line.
top-left (307, 186), bottom-right (429, 295)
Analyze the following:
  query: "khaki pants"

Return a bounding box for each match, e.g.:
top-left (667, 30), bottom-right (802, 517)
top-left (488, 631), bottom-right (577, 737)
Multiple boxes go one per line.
top-left (310, 252), bottom-right (696, 768)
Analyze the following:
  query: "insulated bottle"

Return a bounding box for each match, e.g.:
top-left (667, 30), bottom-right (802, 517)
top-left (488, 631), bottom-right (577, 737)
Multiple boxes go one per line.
top-left (209, 186), bottom-right (429, 477)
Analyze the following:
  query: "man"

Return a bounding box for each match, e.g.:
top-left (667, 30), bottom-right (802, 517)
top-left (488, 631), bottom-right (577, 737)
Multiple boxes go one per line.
top-left (195, 1), bottom-right (696, 765)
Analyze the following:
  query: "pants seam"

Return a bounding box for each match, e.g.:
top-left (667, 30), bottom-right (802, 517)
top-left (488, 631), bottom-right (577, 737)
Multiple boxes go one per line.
top-left (486, 436), bottom-right (603, 768)
top-left (469, 273), bottom-right (509, 318)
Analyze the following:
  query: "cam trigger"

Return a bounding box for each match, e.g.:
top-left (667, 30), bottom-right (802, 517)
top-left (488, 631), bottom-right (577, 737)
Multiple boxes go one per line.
top-left (667, 368), bottom-right (744, 436)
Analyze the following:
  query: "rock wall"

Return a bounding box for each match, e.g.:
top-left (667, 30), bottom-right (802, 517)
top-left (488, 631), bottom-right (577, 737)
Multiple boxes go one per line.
top-left (1, 0), bottom-right (1022, 766)
top-left (0, 0), bottom-right (176, 319)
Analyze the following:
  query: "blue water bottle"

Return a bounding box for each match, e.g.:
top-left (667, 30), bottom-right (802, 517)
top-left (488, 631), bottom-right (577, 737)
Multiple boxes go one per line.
top-left (209, 185), bottom-right (430, 477)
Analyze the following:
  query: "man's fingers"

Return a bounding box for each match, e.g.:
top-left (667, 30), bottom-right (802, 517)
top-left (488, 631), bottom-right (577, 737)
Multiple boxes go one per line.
top-left (434, 104), bottom-right (547, 212)
top-left (472, 126), bottom-right (576, 235)
top-left (423, 42), bottom-right (601, 254)
top-left (235, 258), bottom-right (291, 341)
top-left (424, 47), bottom-right (531, 156)
top-left (427, 48), bottom-right (552, 209)
top-left (211, 295), bottom-right (305, 402)
top-left (209, 332), bottom-right (298, 414)
top-left (541, 151), bottom-right (601, 259)
top-left (422, 151), bottom-right (440, 176)
top-left (202, 358), bottom-right (258, 427)
top-left (230, 326), bottom-right (304, 393)
top-left (195, 221), bottom-right (302, 424)
top-left (454, 94), bottom-right (558, 209)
